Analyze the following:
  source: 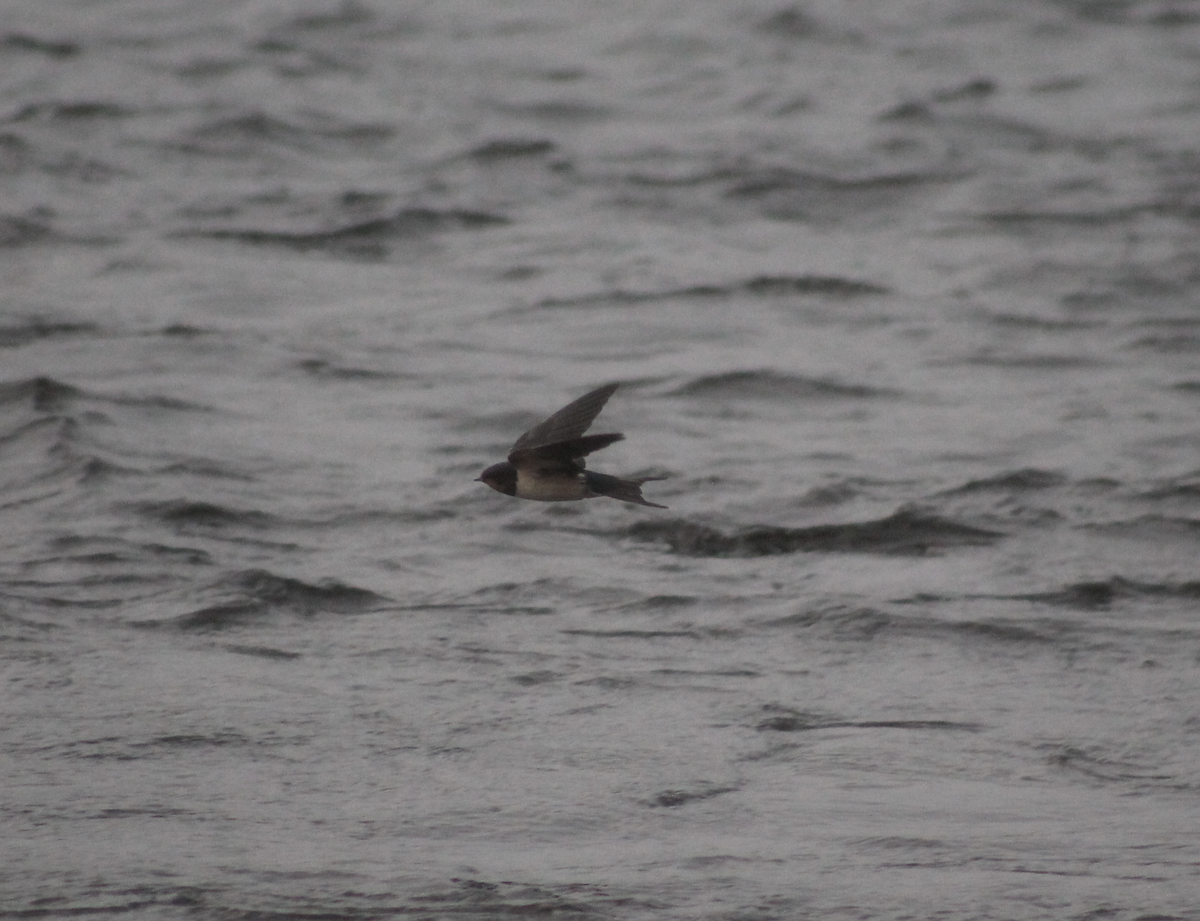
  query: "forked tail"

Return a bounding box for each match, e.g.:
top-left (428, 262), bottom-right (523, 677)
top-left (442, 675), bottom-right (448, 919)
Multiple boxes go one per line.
top-left (585, 471), bottom-right (668, 509)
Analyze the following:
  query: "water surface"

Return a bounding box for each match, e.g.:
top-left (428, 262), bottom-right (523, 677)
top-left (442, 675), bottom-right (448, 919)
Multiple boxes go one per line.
top-left (3, 2), bottom-right (1200, 919)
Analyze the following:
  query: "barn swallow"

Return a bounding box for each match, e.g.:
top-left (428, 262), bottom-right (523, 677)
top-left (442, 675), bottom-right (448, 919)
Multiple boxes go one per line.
top-left (477, 383), bottom-right (667, 508)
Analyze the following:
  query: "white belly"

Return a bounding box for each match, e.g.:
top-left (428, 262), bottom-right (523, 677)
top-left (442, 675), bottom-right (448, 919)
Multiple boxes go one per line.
top-left (515, 472), bottom-right (587, 502)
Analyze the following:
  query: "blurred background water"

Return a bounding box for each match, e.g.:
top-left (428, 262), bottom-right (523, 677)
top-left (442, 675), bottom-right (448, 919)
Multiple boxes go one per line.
top-left (3, 1), bottom-right (1200, 919)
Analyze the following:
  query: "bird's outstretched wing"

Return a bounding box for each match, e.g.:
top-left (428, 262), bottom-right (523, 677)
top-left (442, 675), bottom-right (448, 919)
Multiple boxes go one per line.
top-left (508, 383), bottom-right (623, 464)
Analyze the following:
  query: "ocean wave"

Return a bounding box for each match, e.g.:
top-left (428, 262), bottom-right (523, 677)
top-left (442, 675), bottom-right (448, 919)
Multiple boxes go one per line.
top-left (670, 368), bottom-right (897, 400)
top-left (765, 604), bottom-right (1058, 646)
top-left (134, 568), bottom-right (389, 630)
top-left (945, 468), bottom-right (1070, 493)
top-left (130, 499), bottom-right (277, 530)
top-left (756, 711), bottom-right (981, 734)
top-left (535, 274), bottom-right (888, 309)
top-left (627, 509), bottom-right (1002, 557)
top-left (176, 206), bottom-right (509, 260)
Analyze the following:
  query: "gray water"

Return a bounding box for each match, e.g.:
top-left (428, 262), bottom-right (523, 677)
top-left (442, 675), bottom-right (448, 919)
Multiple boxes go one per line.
top-left (3, 2), bottom-right (1200, 919)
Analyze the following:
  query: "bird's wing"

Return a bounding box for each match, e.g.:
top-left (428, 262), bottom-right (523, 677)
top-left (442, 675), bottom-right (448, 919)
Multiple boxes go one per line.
top-left (510, 433), bottom-right (624, 468)
top-left (510, 383), bottom-right (619, 454)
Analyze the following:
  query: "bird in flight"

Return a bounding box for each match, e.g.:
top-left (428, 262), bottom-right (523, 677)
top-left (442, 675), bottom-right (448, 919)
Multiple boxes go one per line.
top-left (477, 383), bottom-right (667, 509)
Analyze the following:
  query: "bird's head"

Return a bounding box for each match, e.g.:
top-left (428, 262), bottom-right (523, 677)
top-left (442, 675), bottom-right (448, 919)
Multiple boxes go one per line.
top-left (477, 461), bottom-right (518, 496)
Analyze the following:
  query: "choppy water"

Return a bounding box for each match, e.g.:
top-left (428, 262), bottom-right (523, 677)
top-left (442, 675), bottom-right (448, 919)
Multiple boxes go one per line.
top-left (3, 2), bottom-right (1200, 919)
